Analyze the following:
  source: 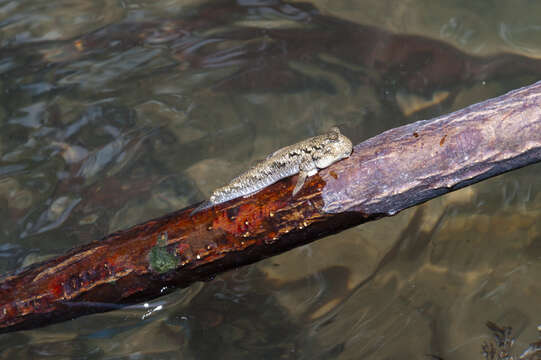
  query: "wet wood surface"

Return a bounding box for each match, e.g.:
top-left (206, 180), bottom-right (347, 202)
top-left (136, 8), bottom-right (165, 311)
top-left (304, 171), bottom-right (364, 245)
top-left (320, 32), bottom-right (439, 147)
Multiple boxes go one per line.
top-left (1, 80), bottom-right (541, 333)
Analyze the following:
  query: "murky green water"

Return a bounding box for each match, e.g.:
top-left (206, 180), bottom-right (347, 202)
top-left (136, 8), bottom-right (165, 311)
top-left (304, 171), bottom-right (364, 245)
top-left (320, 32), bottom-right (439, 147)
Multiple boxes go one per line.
top-left (1, 0), bottom-right (541, 358)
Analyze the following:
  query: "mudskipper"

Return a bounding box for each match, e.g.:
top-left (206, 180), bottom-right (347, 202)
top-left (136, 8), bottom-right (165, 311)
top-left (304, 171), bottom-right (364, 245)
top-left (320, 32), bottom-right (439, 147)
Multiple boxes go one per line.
top-left (191, 127), bottom-right (353, 215)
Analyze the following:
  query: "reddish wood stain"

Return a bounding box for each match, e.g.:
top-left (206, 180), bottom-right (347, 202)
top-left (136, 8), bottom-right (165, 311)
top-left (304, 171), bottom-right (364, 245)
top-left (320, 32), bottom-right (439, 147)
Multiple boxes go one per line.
top-left (440, 134), bottom-right (447, 146)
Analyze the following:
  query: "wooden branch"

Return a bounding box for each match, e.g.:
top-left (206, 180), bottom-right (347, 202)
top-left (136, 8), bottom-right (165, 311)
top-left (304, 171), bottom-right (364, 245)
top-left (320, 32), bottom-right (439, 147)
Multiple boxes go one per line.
top-left (1, 81), bottom-right (541, 333)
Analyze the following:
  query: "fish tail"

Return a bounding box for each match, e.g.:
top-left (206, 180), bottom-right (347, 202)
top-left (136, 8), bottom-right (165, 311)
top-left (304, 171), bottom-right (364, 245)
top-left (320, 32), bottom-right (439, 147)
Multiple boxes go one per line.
top-left (189, 200), bottom-right (213, 216)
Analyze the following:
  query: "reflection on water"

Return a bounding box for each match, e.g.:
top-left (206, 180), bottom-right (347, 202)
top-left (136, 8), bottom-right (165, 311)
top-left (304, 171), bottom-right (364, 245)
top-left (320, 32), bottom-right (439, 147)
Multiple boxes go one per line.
top-left (1, 0), bottom-right (541, 358)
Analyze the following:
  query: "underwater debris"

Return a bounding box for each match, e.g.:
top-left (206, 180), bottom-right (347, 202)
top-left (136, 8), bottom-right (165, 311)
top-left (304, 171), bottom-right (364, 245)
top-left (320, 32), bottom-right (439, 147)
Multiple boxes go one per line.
top-left (481, 321), bottom-right (541, 360)
top-left (482, 321), bottom-right (515, 360)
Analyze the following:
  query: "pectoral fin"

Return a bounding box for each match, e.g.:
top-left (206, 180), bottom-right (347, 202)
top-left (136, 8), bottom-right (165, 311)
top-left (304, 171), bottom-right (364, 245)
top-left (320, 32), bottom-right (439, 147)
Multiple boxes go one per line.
top-left (292, 171), bottom-right (307, 196)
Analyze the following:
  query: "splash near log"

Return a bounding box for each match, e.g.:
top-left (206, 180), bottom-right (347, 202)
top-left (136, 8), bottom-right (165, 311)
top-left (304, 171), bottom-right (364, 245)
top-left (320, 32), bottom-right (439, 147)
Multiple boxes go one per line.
top-left (1, 80), bottom-right (541, 333)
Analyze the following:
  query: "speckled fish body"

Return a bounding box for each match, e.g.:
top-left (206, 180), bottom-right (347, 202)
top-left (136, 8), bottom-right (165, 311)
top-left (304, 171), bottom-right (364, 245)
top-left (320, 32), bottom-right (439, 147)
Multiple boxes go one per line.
top-left (191, 127), bottom-right (352, 215)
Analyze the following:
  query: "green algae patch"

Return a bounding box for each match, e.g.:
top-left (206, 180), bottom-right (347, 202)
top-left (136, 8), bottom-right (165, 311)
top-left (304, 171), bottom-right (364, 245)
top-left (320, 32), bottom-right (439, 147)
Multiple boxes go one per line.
top-left (148, 232), bottom-right (179, 273)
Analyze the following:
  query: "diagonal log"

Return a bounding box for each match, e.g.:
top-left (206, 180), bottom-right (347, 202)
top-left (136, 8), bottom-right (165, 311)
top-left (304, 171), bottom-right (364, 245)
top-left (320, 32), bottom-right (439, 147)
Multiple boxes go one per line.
top-left (1, 80), bottom-right (541, 333)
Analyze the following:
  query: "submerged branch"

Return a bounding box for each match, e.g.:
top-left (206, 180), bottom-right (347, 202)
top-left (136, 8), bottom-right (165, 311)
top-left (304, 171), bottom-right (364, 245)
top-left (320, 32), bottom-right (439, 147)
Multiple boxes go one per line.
top-left (1, 81), bottom-right (541, 333)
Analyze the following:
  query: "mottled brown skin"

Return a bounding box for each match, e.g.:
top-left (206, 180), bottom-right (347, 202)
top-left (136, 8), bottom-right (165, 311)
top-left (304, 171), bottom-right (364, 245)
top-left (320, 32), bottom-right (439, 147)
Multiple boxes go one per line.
top-left (191, 127), bottom-right (352, 215)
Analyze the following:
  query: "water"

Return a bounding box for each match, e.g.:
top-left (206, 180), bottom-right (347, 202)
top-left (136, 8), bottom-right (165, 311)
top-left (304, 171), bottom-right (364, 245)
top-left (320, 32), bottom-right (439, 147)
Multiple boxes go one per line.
top-left (1, 0), bottom-right (541, 358)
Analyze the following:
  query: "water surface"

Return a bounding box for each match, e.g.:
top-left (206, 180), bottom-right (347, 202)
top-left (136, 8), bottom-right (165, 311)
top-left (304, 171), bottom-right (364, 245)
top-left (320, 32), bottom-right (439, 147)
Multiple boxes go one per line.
top-left (1, 0), bottom-right (541, 358)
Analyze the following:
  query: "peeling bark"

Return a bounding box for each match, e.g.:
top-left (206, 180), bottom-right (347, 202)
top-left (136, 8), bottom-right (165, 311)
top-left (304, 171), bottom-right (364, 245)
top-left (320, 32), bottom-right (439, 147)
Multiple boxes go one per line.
top-left (1, 80), bottom-right (541, 333)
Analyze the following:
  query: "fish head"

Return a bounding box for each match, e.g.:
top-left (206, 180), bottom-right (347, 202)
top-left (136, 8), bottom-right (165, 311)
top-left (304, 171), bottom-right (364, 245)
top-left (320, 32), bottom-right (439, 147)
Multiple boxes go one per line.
top-left (313, 127), bottom-right (353, 168)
